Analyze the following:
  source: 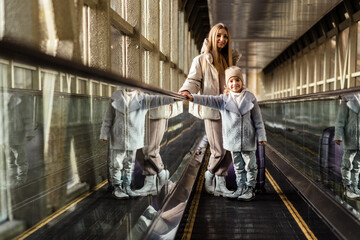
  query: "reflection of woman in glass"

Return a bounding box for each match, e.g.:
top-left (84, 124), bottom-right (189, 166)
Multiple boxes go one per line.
top-left (334, 94), bottom-right (360, 199)
top-left (135, 105), bottom-right (171, 196)
top-left (0, 93), bottom-right (34, 187)
top-left (178, 23), bottom-right (241, 196)
top-left (100, 89), bottom-right (175, 199)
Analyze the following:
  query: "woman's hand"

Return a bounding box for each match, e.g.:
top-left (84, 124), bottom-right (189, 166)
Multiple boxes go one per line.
top-left (335, 140), bottom-right (342, 145)
top-left (259, 141), bottom-right (266, 146)
top-left (101, 139), bottom-right (107, 144)
top-left (179, 90), bottom-right (193, 101)
top-left (178, 90), bottom-right (191, 96)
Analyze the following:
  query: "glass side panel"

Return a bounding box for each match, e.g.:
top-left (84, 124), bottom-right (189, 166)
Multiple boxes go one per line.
top-left (260, 96), bottom-right (360, 221)
top-left (0, 62), bottom-right (9, 223)
top-left (0, 56), bottom-right (204, 239)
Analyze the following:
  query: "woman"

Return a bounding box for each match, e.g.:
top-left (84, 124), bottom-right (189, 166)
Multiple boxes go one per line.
top-left (179, 23), bottom-right (241, 197)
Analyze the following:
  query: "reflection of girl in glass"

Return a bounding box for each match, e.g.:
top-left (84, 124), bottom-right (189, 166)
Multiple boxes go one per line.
top-left (100, 89), bottom-right (174, 199)
top-left (334, 94), bottom-right (360, 199)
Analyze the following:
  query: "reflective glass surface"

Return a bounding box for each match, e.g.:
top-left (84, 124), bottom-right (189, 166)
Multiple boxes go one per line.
top-left (0, 58), bottom-right (205, 239)
top-left (260, 96), bottom-right (360, 220)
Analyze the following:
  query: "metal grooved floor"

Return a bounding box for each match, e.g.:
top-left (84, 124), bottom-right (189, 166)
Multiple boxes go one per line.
top-left (187, 162), bottom-right (340, 240)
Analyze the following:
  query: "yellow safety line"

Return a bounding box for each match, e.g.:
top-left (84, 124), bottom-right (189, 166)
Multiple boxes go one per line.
top-left (266, 169), bottom-right (317, 240)
top-left (181, 150), bottom-right (208, 240)
top-left (13, 179), bottom-right (108, 240)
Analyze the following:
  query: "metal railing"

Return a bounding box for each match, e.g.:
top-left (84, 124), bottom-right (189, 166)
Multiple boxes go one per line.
top-left (0, 40), bottom-right (186, 100)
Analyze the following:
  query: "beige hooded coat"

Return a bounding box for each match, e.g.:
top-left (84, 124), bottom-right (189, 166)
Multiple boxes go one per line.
top-left (179, 40), bottom-right (241, 119)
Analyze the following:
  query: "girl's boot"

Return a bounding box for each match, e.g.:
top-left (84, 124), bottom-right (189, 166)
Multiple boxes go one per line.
top-left (226, 184), bottom-right (244, 198)
top-left (226, 170), bottom-right (246, 198)
top-left (238, 186), bottom-right (255, 201)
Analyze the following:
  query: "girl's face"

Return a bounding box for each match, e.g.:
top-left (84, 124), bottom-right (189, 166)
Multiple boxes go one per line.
top-left (228, 77), bottom-right (243, 93)
top-left (216, 28), bottom-right (228, 50)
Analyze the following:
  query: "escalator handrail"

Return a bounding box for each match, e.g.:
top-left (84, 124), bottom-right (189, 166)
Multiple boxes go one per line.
top-left (0, 39), bottom-right (186, 100)
top-left (258, 87), bottom-right (360, 104)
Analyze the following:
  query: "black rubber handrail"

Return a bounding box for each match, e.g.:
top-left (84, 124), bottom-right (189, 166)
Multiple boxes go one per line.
top-left (258, 87), bottom-right (360, 104)
top-left (0, 39), bottom-right (186, 100)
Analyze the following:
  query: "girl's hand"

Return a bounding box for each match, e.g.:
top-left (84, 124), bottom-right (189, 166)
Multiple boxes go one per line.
top-left (179, 90), bottom-right (193, 101)
top-left (259, 141), bottom-right (266, 146)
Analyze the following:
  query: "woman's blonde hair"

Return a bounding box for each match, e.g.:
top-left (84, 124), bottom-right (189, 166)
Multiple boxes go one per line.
top-left (203, 23), bottom-right (233, 72)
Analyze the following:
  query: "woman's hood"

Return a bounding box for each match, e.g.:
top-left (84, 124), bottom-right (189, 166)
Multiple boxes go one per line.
top-left (201, 38), bottom-right (208, 54)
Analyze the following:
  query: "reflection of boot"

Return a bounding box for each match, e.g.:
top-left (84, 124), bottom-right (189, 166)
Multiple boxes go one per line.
top-left (130, 215), bottom-right (153, 240)
top-left (123, 173), bottom-right (140, 198)
top-left (125, 185), bottom-right (140, 198)
top-left (157, 169), bottom-right (169, 189)
top-left (214, 175), bottom-right (232, 197)
top-left (352, 184), bottom-right (360, 195)
top-left (113, 185), bottom-right (129, 199)
top-left (135, 175), bottom-right (157, 196)
top-left (204, 171), bottom-right (215, 194)
top-left (143, 205), bottom-right (157, 220)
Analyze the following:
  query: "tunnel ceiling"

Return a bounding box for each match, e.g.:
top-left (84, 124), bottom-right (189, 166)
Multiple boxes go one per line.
top-left (182, 0), bottom-right (211, 51)
top-left (206, 0), bottom-right (344, 71)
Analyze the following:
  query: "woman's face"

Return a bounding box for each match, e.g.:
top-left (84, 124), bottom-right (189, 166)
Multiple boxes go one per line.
top-left (216, 28), bottom-right (229, 50)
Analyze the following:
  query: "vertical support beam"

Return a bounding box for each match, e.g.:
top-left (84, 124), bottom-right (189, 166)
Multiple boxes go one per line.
top-left (324, 40), bottom-right (331, 91)
top-left (0, 0), bottom-right (4, 40)
top-left (160, 0), bottom-right (170, 90)
top-left (51, 0), bottom-right (77, 60)
top-left (340, 31), bottom-right (349, 89)
top-left (343, 0), bottom-right (355, 22)
top-left (299, 58), bottom-right (303, 95)
top-left (170, 0), bottom-right (179, 91)
top-left (305, 54), bottom-right (309, 94)
top-left (147, 0), bottom-right (159, 86)
top-left (183, 22), bottom-right (189, 75)
top-left (314, 50), bottom-right (318, 93)
top-left (348, 23), bottom-right (357, 87)
top-left (292, 60), bottom-right (296, 96)
top-left (124, 0), bottom-right (141, 81)
top-left (88, 0), bottom-right (110, 70)
top-left (334, 35), bottom-right (339, 90)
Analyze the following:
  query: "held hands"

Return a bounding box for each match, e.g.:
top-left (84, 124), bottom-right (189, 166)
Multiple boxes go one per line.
top-left (259, 141), bottom-right (266, 146)
top-left (178, 90), bottom-right (193, 101)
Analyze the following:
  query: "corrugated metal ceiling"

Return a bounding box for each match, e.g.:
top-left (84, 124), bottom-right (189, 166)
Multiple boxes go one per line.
top-left (207, 0), bottom-right (342, 71)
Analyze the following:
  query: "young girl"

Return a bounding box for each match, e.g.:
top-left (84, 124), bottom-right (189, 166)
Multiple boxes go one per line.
top-left (187, 66), bottom-right (266, 201)
top-left (100, 88), bottom-right (175, 199)
top-left (179, 23), bottom-right (241, 197)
